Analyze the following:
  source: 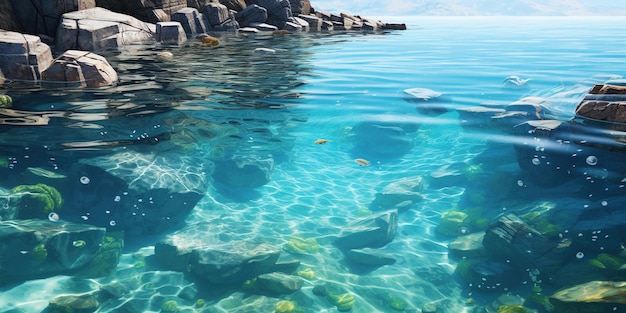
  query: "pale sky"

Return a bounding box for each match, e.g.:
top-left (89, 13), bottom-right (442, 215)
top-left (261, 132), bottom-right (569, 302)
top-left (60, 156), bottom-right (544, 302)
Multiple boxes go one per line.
top-left (310, 0), bottom-right (626, 16)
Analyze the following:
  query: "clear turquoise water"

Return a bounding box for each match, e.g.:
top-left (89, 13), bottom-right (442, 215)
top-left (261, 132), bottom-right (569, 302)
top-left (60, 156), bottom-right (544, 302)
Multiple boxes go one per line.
top-left (2, 16), bottom-right (626, 312)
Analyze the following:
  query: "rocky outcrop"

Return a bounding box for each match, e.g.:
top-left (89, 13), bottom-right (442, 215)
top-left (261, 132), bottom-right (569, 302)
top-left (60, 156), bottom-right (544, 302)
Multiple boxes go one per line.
top-left (95, 0), bottom-right (187, 23)
top-left (0, 219), bottom-right (105, 282)
top-left (56, 7), bottom-right (155, 52)
top-left (171, 7), bottom-right (209, 35)
top-left (0, 30), bottom-right (53, 82)
top-left (9, 0), bottom-right (97, 38)
top-left (42, 50), bottom-right (118, 87)
top-left (203, 2), bottom-right (240, 31)
top-left (236, 4), bottom-right (268, 27)
top-left (155, 21), bottom-right (187, 44)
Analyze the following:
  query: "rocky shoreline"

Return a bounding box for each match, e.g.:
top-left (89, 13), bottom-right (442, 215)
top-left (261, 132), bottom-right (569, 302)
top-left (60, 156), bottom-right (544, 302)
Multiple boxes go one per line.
top-left (0, 0), bottom-right (406, 88)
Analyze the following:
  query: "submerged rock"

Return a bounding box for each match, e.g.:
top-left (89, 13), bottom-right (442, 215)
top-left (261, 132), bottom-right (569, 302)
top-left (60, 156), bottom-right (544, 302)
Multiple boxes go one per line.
top-left (48, 294), bottom-right (99, 313)
top-left (345, 248), bottom-right (396, 266)
top-left (335, 209), bottom-right (397, 249)
top-left (369, 176), bottom-right (425, 211)
top-left (550, 280), bottom-right (626, 312)
top-left (0, 219), bottom-right (105, 282)
top-left (255, 271), bottom-right (303, 295)
top-left (213, 154), bottom-right (274, 188)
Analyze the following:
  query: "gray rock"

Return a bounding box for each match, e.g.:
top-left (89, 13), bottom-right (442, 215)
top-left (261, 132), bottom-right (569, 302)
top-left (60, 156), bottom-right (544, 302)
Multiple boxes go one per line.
top-left (370, 176), bottom-right (425, 211)
top-left (550, 281), bottom-right (626, 312)
top-left (258, 0), bottom-right (292, 29)
top-left (9, 0), bottom-right (96, 37)
top-left (192, 243), bottom-right (281, 284)
top-left (448, 231), bottom-right (486, 258)
top-left (96, 0), bottom-right (187, 23)
top-left (250, 22), bottom-right (279, 31)
top-left (0, 219), bottom-right (105, 281)
top-left (335, 209), bottom-right (398, 249)
top-left (321, 20), bottom-right (334, 31)
top-left (255, 272), bottom-right (303, 295)
top-left (219, 0), bottom-right (247, 11)
top-left (289, 0), bottom-right (311, 15)
top-left (287, 17), bottom-right (308, 31)
top-left (213, 154), bottom-right (274, 188)
top-left (41, 50), bottom-right (118, 88)
top-left (0, 30), bottom-right (53, 81)
top-left (203, 2), bottom-right (230, 27)
top-left (236, 5), bottom-right (268, 27)
top-left (483, 213), bottom-right (564, 273)
top-left (48, 294), bottom-right (99, 313)
top-left (72, 150), bottom-right (210, 235)
top-left (154, 236), bottom-right (195, 272)
top-left (156, 21), bottom-right (188, 44)
top-left (171, 7), bottom-right (209, 35)
top-left (56, 7), bottom-right (155, 52)
top-left (345, 248), bottom-right (396, 266)
top-left (297, 14), bottom-right (322, 31)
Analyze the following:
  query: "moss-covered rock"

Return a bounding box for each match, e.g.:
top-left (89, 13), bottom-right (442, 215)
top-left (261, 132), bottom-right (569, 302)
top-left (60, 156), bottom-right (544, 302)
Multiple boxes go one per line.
top-left (48, 294), bottom-right (99, 313)
top-left (11, 183), bottom-right (63, 218)
top-left (75, 231), bottom-right (124, 278)
top-left (436, 210), bottom-right (468, 237)
top-left (284, 236), bottom-right (320, 254)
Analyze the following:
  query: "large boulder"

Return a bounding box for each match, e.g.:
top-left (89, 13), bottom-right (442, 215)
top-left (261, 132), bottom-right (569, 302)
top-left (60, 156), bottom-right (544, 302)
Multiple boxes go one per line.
top-left (9, 0), bottom-right (96, 37)
top-left (171, 7), bottom-right (209, 35)
top-left (335, 210), bottom-right (398, 250)
top-left (369, 176), bottom-right (425, 211)
top-left (0, 219), bottom-right (105, 282)
top-left (236, 4), bottom-right (268, 27)
top-left (41, 50), bottom-right (118, 88)
top-left (65, 150), bottom-right (210, 235)
top-left (155, 21), bottom-right (187, 44)
top-left (0, 0), bottom-right (22, 32)
top-left (202, 2), bottom-right (240, 31)
top-left (155, 229), bottom-right (282, 284)
top-left (257, 0), bottom-right (292, 29)
top-left (56, 7), bottom-right (156, 52)
top-left (0, 30), bottom-right (53, 81)
top-left (95, 0), bottom-right (187, 23)
top-left (289, 0), bottom-right (311, 15)
top-left (213, 154), bottom-right (274, 188)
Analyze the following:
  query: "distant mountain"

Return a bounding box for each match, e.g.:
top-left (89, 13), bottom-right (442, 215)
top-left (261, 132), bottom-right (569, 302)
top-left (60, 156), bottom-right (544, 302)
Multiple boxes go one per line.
top-left (311, 0), bottom-right (626, 16)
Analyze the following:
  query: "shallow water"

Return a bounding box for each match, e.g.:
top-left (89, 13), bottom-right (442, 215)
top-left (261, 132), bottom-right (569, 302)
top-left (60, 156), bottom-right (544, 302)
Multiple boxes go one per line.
top-left (2, 16), bottom-right (626, 313)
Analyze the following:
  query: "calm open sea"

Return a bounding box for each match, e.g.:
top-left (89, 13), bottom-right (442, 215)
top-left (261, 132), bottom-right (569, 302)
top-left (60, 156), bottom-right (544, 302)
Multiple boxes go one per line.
top-left (2, 16), bottom-right (626, 313)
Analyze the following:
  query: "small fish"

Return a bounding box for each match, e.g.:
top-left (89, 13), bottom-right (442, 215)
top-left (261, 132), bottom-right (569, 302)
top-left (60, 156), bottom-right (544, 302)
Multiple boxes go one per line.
top-left (355, 158), bottom-right (370, 166)
top-left (26, 167), bottom-right (67, 179)
top-left (314, 139), bottom-right (329, 145)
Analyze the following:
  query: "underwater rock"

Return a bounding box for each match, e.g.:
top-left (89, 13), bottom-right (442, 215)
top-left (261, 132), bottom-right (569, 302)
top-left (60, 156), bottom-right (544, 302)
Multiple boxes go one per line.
top-left (75, 231), bottom-right (124, 278)
top-left (550, 280), bottom-right (626, 312)
top-left (351, 121), bottom-right (416, 158)
top-left (454, 258), bottom-right (521, 291)
top-left (483, 214), bottom-right (564, 274)
top-left (72, 150), bottom-right (209, 236)
top-left (403, 87), bottom-right (450, 115)
top-left (335, 209), bottom-right (397, 249)
top-left (436, 210), bottom-right (468, 237)
top-left (0, 219), bottom-right (105, 282)
top-left (448, 231), bottom-right (486, 259)
top-left (345, 248), bottom-right (396, 266)
top-left (0, 30), bottom-right (53, 82)
top-left (255, 271), bottom-right (303, 295)
top-left (506, 97), bottom-right (551, 120)
top-left (41, 50), bottom-right (118, 88)
top-left (48, 294), bottom-right (99, 313)
top-left (56, 7), bottom-right (155, 52)
top-left (369, 176), bottom-right (425, 211)
top-left (457, 105), bottom-right (505, 129)
top-left (213, 154), bottom-right (274, 188)
top-left (171, 7), bottom-right (209, 35)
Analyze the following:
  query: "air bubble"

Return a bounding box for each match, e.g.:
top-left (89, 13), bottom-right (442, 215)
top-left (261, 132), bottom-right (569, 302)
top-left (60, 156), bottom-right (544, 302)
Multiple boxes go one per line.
top-left (80, 176), bottom-right (90, 184)
top-left (532, 158), bottom-right (541, 165)
top-left (517, 180), bottom-right (524, 187)
top-left (114, 196), bottom-right (121, 202)
top-left (586, 155), bottom-right (598, 166)
top-left (109, 220), bottom-right (116, 226)
top-left (576, 252), bottom-right (584, 259)
top-left (602, 201), bottom-right (608, 207)
top-left (48, 212), bottom-right (59, 222)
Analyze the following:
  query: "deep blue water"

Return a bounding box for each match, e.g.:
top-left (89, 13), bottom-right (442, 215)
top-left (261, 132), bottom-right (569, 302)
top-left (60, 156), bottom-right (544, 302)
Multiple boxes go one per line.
top-left (2, 16), bottom-right (626, 312)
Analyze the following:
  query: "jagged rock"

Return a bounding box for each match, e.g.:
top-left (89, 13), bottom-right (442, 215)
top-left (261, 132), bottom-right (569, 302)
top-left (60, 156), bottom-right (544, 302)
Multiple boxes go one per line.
top-left (219, 0), bottom-right (247, 11)
top-left (321, 20), bottom-right (333, 31)
top-left (369, 176), bottom-right (425, 211)
top-left (483, 213), bottom-right (564, 273)
top-left (68, 150), bottom-right (210, 235)
top-left (10, 0), bottom-right (96, 37)
top-left (448, 231), bottom-right (486, 258)
top-left (575, 84), bottom-right (626, 125)
top-left (297, 14), bottom-right (322, 31)
top-left (255, 272), bottom-right (303, 295)
top-left (213, 154), bottom-right (274, 188)
top-left (345, 248), bottom-right (396, 266)
top-left (289, 0), bottom-right (311, 15)
top-left (335, 210), bottom-right (397, 249)
top-left (550, 280), bottom-right (626, 312)
top-left (156, 21), bottom-right (187, 44)
top-left (95, 0), bottom-right (187, 23)
top-left (48, 294), bottom-right (99, 313)
top-left (288, 17), bottom-right (307, 31)
top-left (56, 7), bottom-right (155, 52)
top-left (257, 0), bottom-right (292, 29)
top-left (236, 5), bottom-right (268, 27)
top-left (0, 30), bottom-right (53, 81)
top-left (171, 7), bottom-right (209, 35)
top-left (0, 219), bottom-right (105, 282)
top-left (41, 50), bottom-right (118, 88)
top-left (203, 2), bottom-right (230, 27)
